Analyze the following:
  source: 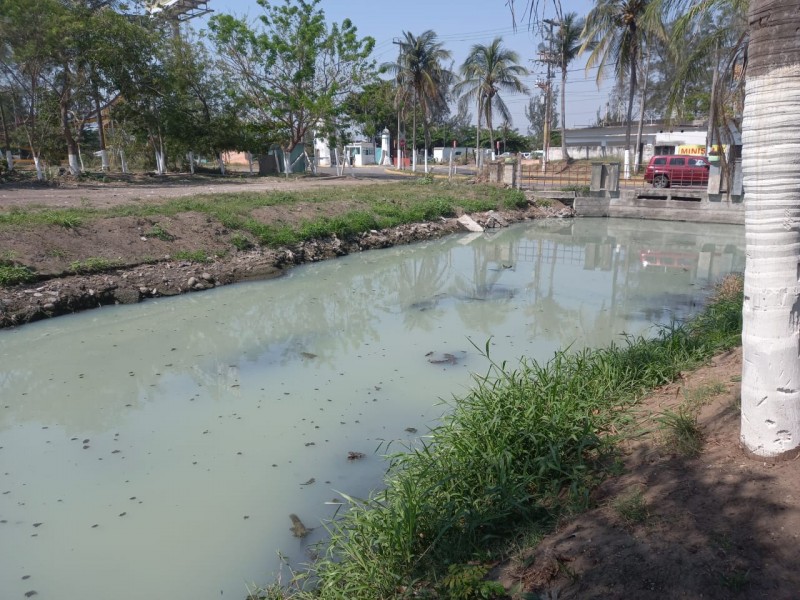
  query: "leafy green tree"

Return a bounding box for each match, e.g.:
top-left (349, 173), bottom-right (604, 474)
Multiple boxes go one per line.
top-left (159, 32), bottom-right (244, 173)
top-left (0, 0), bottom-right (64, 178)
top-left (342, 79), bottom-right (398, 141)
top-left (382, 30), bottom-right (453, 169)
top-left (454, 37), bottom-right (529, 161)
top-left (209, 0), bottom-right (375, 172)
top-left (0, 0), bottom-right (157, 176)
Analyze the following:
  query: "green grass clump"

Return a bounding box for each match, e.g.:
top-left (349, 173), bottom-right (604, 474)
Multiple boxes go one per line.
top-left (0, 264), bottom-right (36, 286)
top-left (146, 222), bottom-right (175, 241)
top-left (613, 489), bottom-right (650, 525)
top-left (69, 257), bottom-right (120, 274)
top-left (658, 407), bottom-right (704, 457)
top-left (231, 233), bottom-right (254, 251)
top-left (43, 210), bottom-right (83, 229)
top-left (173, 250), bottom-right (211, 263)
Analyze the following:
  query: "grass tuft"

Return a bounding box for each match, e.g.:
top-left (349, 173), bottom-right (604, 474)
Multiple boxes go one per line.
top-left (146, 223), bottom-right (175, 241)
top-left (69, 257), bottom-right (120, 274)
top-left (613, 489), bottom-right (650, 526)
top-left (658, 407), bottom-right (704, 457)
top-left (0, 264), bottom-right (36, 286)
top-left (173, 250), bottom-right (211, 263)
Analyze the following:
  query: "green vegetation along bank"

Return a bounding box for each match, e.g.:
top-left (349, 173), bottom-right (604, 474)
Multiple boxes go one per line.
top-left (252, 277), bottom-right (743, 599)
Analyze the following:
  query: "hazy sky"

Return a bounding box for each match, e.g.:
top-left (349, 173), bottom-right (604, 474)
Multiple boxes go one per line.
top-left (193, 0), bottom-right (612, 131)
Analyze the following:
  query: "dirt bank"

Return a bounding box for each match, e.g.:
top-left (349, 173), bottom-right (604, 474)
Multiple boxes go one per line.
top-left (0, 174), bottom-right (570, 327)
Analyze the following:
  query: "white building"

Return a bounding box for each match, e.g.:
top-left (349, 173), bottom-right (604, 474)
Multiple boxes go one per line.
top-left (432, 146), bottom-right (468, 163)
top-left (343, 142), bottom-right (376, 167)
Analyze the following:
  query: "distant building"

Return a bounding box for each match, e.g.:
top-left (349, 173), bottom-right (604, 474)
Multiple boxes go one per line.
top-left (432, 147), bottom-right (468, 163)
top-left (553, 122), bottom-right (711, 162)
top-left (344, 142), bottom-right (376, 167)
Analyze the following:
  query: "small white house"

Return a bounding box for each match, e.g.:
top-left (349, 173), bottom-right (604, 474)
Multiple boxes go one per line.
top-left (433, 147), bottom-right (468, 163)
top-left (343, 142), bottom-right (376, 166)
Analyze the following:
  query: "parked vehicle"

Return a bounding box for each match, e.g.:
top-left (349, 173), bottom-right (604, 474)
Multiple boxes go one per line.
top-left (644, 154), bottom-right (711, 188)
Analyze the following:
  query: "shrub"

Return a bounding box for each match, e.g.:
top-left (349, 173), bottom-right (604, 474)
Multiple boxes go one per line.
top-left (0, 264), bottom-right (35, 286)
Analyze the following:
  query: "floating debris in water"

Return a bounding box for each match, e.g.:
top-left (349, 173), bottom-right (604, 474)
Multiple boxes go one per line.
top-left (300, 478), bottom-right (315, 486)
top-left (347, 451), bottom-right (365, 461)
top-left (24, 591), bottom-right (37, 598)
top-left (289, 514), bottom-right (311, 538)
top-left (405, 427), bottom-right (418, 433)
top-left (425, 351), bottom-right (466, 366)
top-left (300, 352), bottom-right (317, 359)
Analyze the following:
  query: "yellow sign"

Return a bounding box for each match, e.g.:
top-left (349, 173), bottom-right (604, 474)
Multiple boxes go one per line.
top-left (677, 145), bottom-right (706, 156)
top-left (676, 144), bottom-right (727, 157)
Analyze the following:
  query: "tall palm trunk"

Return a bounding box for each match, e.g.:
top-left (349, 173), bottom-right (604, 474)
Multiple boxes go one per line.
top-left (560, 65), bottom-right (570, 161)
top-left (412, 87), bottom-right (418, 171)
top-left (740, 0), bottom-right (800, 458)
top-left (486, 96), bottom-right (495, 157)
top-left (475, 95), bottom-right (482, 167)
top-left (634, 46), bottom-right (651, 173)
top-left (623, 53), bottom-right (638, 176)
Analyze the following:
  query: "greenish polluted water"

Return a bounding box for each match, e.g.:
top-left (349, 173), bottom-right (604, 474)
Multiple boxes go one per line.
top-left (0, 218), bottom-right (744, 599)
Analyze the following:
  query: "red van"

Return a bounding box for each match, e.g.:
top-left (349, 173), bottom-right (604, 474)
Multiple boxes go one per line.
top-left (645, 155), bottom-right (710, 188)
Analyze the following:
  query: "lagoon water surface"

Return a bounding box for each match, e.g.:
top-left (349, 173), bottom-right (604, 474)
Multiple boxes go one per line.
top-left (0, 218), bottom-right (744, 599)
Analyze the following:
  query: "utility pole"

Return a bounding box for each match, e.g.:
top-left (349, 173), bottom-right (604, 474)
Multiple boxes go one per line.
top-left (392, 39), bottom-right (404, 170)
top-left (536, 19), bottom-right (558, 174)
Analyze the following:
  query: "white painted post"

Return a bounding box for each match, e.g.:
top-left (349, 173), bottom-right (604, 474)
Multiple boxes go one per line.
top-left (448, 149), bottom-right (453, 181)
top-left (624, 149), bottom-right (631, 179)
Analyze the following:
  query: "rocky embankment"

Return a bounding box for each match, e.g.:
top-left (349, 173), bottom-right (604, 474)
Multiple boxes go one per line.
top-left (0, 204), bottom-right (572, 328)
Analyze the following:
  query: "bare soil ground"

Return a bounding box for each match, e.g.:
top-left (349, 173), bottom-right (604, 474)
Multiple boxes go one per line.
top-left (2, 173), bottom-right (797, 599)
top-left (495, 346), bottom-right (800, 599)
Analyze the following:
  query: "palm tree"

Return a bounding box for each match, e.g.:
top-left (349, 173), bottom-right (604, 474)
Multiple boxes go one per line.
top-left (738, 0), bottom-right (800, 458)
top-left (581, 0), bottom-right (662, 174)
top-left (454, 37), bottom-right (529, 163)
top-left (383, 30), bottom-right (452, 171)
top-left (551, 13), bottom-right (585, 162)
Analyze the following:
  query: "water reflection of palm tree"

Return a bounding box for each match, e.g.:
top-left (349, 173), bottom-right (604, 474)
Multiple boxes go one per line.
top-left (523, 240), bottom-right (583, 345)
top-left (397, 252), bottom-right (453, 331)
top-left (450, 239), bottom-right (516, 333)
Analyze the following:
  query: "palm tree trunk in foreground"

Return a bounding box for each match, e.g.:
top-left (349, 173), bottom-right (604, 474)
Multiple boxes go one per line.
top-left (560, 65), bottom-right (569, 161)
top-left (740, 0), bottom-right (800, 458)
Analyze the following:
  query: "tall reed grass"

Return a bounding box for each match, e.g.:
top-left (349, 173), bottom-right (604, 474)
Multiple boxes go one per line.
top-left (257, 277), bottom-right (743, 599)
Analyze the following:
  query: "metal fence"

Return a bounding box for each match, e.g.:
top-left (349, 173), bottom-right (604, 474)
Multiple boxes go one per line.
top-left (519, 161), bottom-right (646, 191)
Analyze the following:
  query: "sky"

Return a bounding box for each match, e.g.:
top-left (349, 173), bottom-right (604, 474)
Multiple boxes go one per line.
top-left (190, 0), bottom-right (613, 132)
